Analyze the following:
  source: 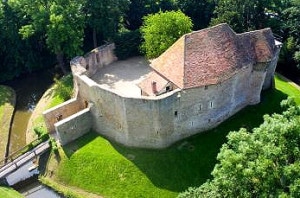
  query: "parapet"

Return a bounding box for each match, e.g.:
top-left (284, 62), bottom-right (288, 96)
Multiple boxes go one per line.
top-left (70, 44), bottom-right (117, 77)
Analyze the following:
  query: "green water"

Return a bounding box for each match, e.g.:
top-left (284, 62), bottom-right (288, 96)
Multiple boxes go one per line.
top-left (4, 70), bottom-right (55, 154)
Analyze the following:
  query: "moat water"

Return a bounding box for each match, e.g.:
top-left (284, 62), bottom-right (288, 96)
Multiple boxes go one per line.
top-left (3, 69), bottom-right (63, 197)
top-left (4, 69), bottom-right (54, 154)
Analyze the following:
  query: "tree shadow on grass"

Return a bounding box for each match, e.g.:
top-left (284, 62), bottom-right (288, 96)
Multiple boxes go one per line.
top-left (109, 88), bottom-right (289, 193)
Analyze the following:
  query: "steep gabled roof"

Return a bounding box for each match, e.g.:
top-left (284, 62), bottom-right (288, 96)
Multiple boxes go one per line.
top-left (150, 23), bottom-right (276, 89)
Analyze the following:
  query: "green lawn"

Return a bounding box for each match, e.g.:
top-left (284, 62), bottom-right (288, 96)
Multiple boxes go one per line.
top-left (48, 75), bottom-right (300, 198)
top-left (0, 186), bottom-right (24, 198)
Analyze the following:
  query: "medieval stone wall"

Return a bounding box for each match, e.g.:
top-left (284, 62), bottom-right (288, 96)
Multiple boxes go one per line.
top-left (46, 42), bottom-right (279, 148)
top-left (84, 44), bottom-right (117, 77)
top-left (263, 45), bottom-right (281, 90)
top-left (74, 62), bottom-right (266, 148)
top-left (55, 108), bottom-right (92, 145)
top-left (43, 98), bottom-right (85, 133)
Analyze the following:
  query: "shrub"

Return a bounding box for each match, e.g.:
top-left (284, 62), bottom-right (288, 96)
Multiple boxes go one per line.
top-left (53, 75), bottom-right (73, 101)
top-left (34, 126), bottom-right (48, 137)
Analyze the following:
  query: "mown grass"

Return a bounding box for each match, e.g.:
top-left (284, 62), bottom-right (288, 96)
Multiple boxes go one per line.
top-left (49, 75), bottom-right (300, 198)
top-left (0, 186), bottom-right (24, 198)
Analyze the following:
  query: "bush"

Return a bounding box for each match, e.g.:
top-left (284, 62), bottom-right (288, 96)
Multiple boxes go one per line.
top-left (34, 126), bottom-right (48, 137)
top-left (53, 75), bottom-right (73, 101)
top-left (114, 29), bottom-right (143, 60)
top-left (50, 137), bottom-right (58, 153)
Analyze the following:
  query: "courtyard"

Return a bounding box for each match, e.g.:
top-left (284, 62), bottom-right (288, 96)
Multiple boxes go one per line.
top-left (91, 56), bottom-right (152, 98)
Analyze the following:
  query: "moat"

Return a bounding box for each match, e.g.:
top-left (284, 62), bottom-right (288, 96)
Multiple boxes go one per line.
top-left (3, 69), bottom-right (62, 197)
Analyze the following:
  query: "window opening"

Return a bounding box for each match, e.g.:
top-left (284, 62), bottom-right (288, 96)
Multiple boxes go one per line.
top-left (166, 86), bottom-right (171, 92)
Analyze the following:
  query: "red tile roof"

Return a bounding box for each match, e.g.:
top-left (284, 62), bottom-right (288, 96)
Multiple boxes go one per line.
top-left (150, 23), bottom-right (276, 89)
top-left (138, 71), bottom-right (169, 96)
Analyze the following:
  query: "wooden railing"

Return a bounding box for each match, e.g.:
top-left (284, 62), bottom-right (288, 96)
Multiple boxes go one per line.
top-left (0, 135), bottom-right (48, 167)
top-left (0, 139), bottom-right (51, 179)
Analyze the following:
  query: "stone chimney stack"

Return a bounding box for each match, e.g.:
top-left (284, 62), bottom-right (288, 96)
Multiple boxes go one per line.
top-left (152, 81), bottom-right (157, 94)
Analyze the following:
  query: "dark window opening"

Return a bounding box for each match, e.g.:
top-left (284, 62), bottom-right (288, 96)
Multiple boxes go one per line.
top-left (166, 86), bottom-right (171, 92)
top-left (210, 102), bottom-right (213, 108)
top-left (96, 54), bottom-right (100, 63)
top-left (205, 85), bottom-right (208, 90)
top-left (56, 114), bottom-right (62, 121)
top-left (174, 111), bottom-right (178, 116)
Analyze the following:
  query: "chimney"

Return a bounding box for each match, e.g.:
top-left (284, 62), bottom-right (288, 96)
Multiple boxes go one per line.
top-left (152, 81), bottom-right (158, 94)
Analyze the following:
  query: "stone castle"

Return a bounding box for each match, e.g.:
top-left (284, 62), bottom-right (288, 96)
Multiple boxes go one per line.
top-left (43, 23), bottom-right (281, 148)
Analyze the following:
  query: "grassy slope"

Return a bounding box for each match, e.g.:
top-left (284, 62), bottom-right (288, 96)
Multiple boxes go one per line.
top-left (0, 186), bottom-right (24, 198)
top-left (26, 75), bottom-right (73, 143)
top-left (47, 75), bottom-right (300, 198)
top-left (0, 85), bottom-right (15, 159)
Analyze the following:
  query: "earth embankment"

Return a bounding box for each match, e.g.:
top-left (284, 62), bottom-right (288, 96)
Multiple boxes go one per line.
top-left (0, 85), bottom-right (16, 160)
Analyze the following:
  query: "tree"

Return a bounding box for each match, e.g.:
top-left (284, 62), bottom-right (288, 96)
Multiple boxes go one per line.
top-left (0, 0), bottom-right (51, 82)
top-left (84, 0), bottom-right (129, 48)
top-left (282, 0), bottom-right (300, 69)
top-left (176, 0), bottom-right (216, 30)
top-left (211, 0), bottom-right (280, 33)
top-left (46, 0), bottom-right (85, 74)
top-left (124, 0), bottom-right (177, 30)
top-left (179, 98), bottom-right (300, 197)
top-left (140, 10), bottom-right (192, 58)
top-left (13, 0), bottom-right (85, 74)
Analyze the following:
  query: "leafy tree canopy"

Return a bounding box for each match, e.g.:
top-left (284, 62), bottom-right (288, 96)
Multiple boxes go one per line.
top-left (85, 0), bottom-right (129, 47)
top-left (179, 98), bottom-right (300, 198)
top-left (124, 0), bottom-right (177, 30)
top-left (211, 0), bottom-right (283, 33)
top-left (11, 0), bottom-right (86, 74)
top-left (282, 0), bottom-right (300, 69)
top-left (176, 0), bottom-right (215, 30)
top-left (140, 10), bottom-right (192, 59)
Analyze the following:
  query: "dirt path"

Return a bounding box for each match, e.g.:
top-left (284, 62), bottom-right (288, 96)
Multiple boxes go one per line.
top-left (0, 86), bottom-right (16, 161)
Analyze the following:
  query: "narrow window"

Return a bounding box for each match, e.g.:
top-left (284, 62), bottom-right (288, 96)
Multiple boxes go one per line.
top-left (205, 85), bottom-right (208, 90)
top-left (210, 101), bottom-right (213, 108)
top-left (199, 104), bottom-right (202, 111)
top-left (96, 53), bottom-right (100, 63)
top-left (174, 111), bottom-right (178, 117)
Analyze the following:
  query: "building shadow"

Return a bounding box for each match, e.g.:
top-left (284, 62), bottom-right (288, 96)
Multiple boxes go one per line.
top-left (56, 87), bottom-right (289, 193)
top-left (61, 131), bottom-right (98, 158)
top-left (109, 87), bottom-right (289, 192)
